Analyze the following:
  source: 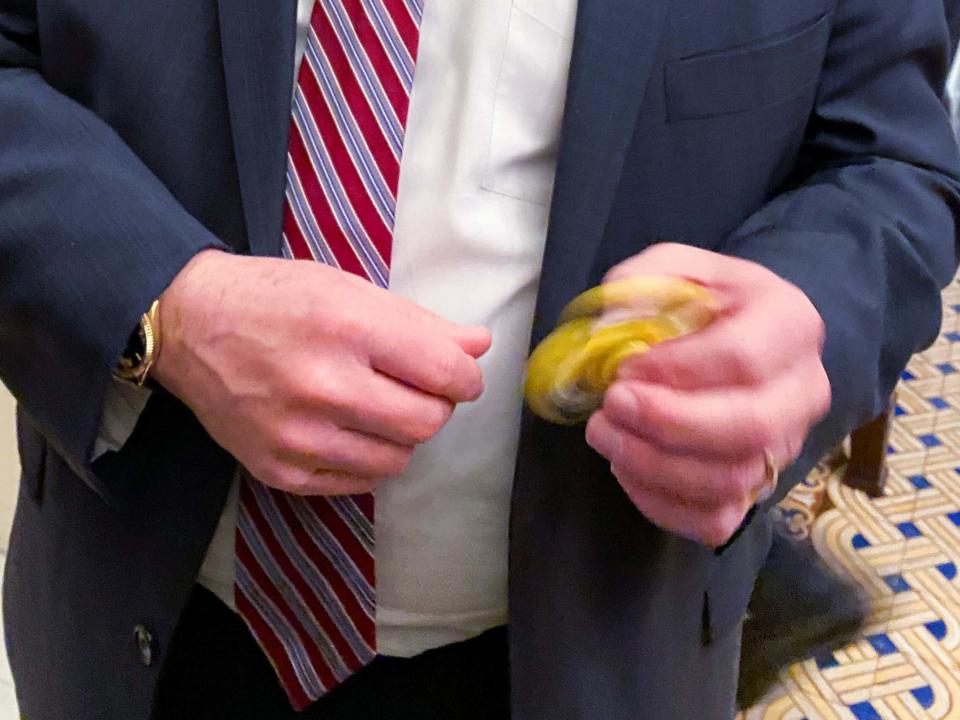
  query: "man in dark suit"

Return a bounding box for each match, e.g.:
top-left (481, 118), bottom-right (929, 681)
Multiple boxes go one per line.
top-left (1, 1), bottom-right (958, 719)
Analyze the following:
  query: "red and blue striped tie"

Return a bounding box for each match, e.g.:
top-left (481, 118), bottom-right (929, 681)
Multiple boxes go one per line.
top-left (235, 0), bottom-right (423, 709)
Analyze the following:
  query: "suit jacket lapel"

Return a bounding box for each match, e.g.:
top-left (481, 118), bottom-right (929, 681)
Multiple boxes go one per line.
top-left (533, 0), bottom-right (672, 343)
top-left (218, 0), bottom-right (298, 257)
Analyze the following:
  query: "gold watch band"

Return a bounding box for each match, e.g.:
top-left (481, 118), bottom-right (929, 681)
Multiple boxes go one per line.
top-left (115, 299), bottom-right (162, 386)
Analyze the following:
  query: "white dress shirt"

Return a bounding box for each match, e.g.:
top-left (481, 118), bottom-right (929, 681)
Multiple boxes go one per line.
top-left (949, 50), bottom-right (960, 134)
top-left (101, 0), bottom-right (578, 658)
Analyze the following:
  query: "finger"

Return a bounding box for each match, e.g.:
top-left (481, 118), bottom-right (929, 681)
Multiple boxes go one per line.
top-left (310, 471), bottom-right (380, 496)
top-left (617, 300), bottom-right (819, 390)
top-left (251, 463), bottom-right (379, 497)
top-left (601, 363), bottom-right (826, 461)
top-left (297, 363), bottom-right (457, 445)
top-left (275, 424), bottom-right (415, 479)
top-left (605, 245), bottom-right (825, 392)
top-left (450, 325), bottom-right (493, 359)
top-left (585, 412), bottom-right (765, 510)
top-left (337, 371), bottom-right (455, 446)
top-left (612, 477), bottom-right (753, 549)
top-left (379, 288), bottom-right (492, 355)
top-left (368, 328), bottom-right (485, 403)
top-left (604, 242), bottom-right (767, 289)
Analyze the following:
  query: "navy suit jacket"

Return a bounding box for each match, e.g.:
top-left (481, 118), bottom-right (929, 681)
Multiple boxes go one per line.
top-left (2, 1), bottom-right (959, 718)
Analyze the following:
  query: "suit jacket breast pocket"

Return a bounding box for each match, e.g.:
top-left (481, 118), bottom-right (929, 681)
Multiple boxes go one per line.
top-left (482, 1), bottom-right (576, 204)
top-left (665, 13), bottom-right (831, 123)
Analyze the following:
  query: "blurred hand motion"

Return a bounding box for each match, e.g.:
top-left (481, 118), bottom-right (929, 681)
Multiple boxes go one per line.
top-left (525, 275), bottom-right (717, 424)
top-left (153, 249), bottom-right (491, 496)
top-left (584, 243), bottom-right (831, 547)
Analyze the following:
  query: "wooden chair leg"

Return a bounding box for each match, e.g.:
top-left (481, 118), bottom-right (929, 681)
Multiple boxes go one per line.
top-left (842, 394), bottom-right (895, 498)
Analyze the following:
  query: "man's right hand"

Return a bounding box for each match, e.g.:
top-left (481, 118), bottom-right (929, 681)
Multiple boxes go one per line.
top-left (152, 249), bottom-right (491, 496)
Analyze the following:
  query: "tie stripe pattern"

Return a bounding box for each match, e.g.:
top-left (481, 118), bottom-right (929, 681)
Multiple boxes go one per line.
top-left (236, 0), bottom-right (422, 709)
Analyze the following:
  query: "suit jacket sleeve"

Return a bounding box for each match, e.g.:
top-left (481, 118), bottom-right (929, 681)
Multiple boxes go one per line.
top-left (0, 2), bottom-right (228, 495)
top-left (719, 0), bottom-right (960, 489)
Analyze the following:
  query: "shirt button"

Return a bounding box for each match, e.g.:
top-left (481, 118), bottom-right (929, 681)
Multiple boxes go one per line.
top-left (133, 624), bottom-right (157, 667)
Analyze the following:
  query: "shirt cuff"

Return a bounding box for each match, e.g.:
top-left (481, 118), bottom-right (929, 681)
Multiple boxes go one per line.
top-left (92, 377), bottom-right (152, 461)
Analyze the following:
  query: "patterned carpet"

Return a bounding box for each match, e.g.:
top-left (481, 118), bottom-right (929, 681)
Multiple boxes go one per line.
top-left (741, 278), bottom-right (960, 720)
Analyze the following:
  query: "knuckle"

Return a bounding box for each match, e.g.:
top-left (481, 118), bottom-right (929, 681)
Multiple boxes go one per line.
top-left (315, 434), bottom-right (354, 470)
top-left (728, 342), bottom-right (766, 384)
top-left (794, 292), bottom-right (825, 345)
top-left (703, 511), bottom-right (741, 548)
top-left (303, 368), bottom-right (333, 403)
top-left (384, 447), bottom-right (414, 476)
top-left (311, 471), bottom-right (354, 496)
top-left (643, 241), bottom-right (681, 261)
top-left (434, 397), bottom-right (456, 426)
top-left (723, 507), bottom-right (747, 538)
top-left (413, 400), bottom-right (454, 442)
top-left (285, 471), bottom-right (315, 495)
top-left (262, 463), bottom-right (309, 495)
top-left (326, 384), bottom-right (355, 416)
top-left (406, 421), bottom-right (436, 445)
top-left (269, 421), bottom-right (309, 457)
top-left (438, 397), bottom-right (456, 422)
top-left (605, 257), bottom-right (642, 283)
top-left (332, 302), bottom-right (374, 340)
top-left (311, 373), bottom-right (353, 415)
top-left (351, 477), bottom-right (380, 494)
top-left (274, 364), bottom-right (305, 398)
top-left (810, 313), bottom-right (827, 349)
top-left (812, 366), bottom-right (832, 418)
top-left (249, 460), bottom-right (281, 489)
top-left (748, 259), bottom-right (780, 285)
top-left (700, 522), bottom-right (725, 548)
top-left (743, 409), bottom-right (778, 453)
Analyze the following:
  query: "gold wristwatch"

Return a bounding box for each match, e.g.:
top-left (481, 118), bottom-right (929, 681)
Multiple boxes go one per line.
top-left (115, 299), bottom-right (162, 386)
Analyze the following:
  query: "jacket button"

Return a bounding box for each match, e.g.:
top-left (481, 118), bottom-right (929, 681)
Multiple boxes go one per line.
top-left (133, 624), bottom-right (158, 667)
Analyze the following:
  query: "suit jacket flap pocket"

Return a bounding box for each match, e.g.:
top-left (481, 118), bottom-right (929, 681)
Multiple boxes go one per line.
top-left (665, 13), bottom-right (830, 122)
top-left (704, 510), bottom-right (772, 644)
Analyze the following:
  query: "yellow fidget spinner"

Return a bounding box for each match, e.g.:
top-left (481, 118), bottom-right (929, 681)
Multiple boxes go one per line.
top-left (524, 276), bottom-right (718, 425)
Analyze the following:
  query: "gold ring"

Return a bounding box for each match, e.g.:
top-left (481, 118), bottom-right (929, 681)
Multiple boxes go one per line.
top-left (755, 449), bottom-right (780, 504)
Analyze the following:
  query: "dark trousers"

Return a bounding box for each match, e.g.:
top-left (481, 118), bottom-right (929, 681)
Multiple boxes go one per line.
top-left (152, 586), bottom-right (510, 719)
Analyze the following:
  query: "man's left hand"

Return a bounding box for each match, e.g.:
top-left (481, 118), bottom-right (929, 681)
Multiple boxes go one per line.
top-left (585, 243), bottom-right (831, 548)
